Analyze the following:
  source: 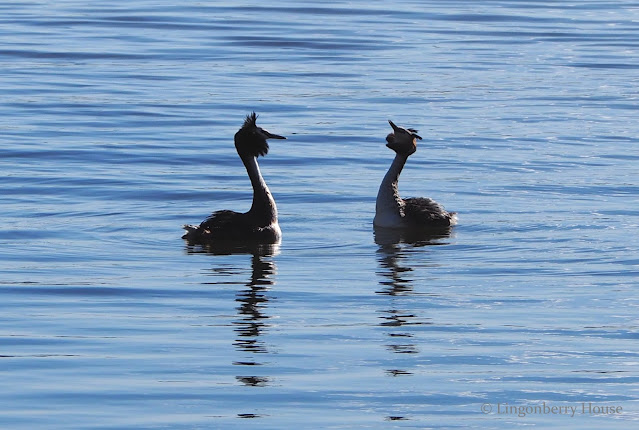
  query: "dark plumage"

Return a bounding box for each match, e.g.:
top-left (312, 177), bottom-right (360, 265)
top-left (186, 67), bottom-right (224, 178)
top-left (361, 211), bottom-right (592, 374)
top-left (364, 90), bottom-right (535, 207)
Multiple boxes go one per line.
top-left (235, 112), bottom-right (270, 158)
top-left (374, 120), bottom-right (456, 232)
top-left (183, 112), bottom-right (286, 245)
top-left (403, 197), bottom-right (454, 228)
top-left (183, 210), bottom-right (278, 244)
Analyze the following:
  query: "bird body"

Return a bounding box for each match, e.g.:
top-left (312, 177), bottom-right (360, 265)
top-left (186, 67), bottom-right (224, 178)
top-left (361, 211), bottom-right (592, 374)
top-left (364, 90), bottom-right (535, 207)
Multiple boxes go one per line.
top-left (183, 113), bottom-right (285, 246)
top-left (182, 209), bottom-right (281, 244)
top-left (374, 120), bottom-right (456, 232)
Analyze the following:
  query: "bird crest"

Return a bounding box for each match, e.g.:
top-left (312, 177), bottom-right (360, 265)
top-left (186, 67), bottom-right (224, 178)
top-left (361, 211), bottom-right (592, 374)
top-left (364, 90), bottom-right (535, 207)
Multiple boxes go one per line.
top-left (241, 111), bottom-right (259, 130)
top-left (234, 112), bottom-right (286, 158)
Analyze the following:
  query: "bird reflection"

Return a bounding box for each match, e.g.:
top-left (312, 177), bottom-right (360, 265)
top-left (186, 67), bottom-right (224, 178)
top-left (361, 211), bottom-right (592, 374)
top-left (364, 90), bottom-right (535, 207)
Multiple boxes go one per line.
top-left (233, 252), bottom-right (275, 356)
top-left (374, 226), bottom-right (452, 249)
top-left (374, 226), bottom-right (451, 297)
top-left (185, 241), bottom-right (277, 388)
top-left (374, 226), bottom-right (452, 412)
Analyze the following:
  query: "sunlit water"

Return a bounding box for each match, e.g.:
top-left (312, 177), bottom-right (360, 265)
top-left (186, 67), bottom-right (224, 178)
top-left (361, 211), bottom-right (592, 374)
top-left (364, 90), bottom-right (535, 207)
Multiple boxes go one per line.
top-left (1, 1), bottom-right (638, 429)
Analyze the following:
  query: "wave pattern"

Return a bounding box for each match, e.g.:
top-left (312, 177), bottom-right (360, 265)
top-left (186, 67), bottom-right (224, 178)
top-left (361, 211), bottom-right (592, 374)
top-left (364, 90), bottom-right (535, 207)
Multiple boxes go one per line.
top-left (1, 1), bottom-right (638, 428)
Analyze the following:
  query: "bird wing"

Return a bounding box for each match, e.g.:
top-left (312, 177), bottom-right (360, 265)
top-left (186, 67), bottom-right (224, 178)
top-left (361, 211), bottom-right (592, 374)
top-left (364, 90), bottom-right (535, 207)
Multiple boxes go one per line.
top-left (403, 197), bottom-right (453, 226)
top-left (200, 210), bottom-right (248, 235)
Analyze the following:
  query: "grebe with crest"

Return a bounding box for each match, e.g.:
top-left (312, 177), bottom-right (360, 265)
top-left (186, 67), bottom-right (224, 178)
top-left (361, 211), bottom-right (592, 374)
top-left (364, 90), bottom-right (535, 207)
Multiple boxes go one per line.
top-left (183, 112), bottom-right (286, 245)
top-left (374, 120), bottom-right (456, 232)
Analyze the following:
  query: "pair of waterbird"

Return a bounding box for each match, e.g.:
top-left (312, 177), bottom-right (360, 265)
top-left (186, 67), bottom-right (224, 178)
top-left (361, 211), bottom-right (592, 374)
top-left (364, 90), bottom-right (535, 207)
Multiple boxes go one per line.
top-left (182, 112), bottom-right (456, 245)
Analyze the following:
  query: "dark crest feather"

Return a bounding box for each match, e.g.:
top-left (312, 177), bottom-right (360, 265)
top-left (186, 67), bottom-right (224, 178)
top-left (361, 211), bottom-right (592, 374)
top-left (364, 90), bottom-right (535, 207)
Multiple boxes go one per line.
top-left (235, 111), bottom-right (269, 157)
top-left (241, 111), bottom-right (258, 130)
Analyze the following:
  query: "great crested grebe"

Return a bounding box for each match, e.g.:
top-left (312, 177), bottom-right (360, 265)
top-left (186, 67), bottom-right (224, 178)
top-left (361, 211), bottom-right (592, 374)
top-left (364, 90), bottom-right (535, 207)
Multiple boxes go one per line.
top-left (374, 120), bottom-right (456, 231)
top-left (183, 112), bottom-right (286, 245)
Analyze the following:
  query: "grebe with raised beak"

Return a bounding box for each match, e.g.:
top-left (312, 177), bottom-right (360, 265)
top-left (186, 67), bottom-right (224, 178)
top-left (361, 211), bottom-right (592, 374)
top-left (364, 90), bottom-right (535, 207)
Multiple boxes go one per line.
top-left (374, 120), bottom-right (456, 232)
top-left (183, 112), bottom-right (286, 245)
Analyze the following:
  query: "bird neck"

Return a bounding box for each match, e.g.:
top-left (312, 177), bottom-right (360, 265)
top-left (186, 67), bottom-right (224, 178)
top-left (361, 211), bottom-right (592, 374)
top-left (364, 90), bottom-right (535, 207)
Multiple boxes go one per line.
top-left (241, 154), bottom-right (277, 225)
top-left (376, 153), bottom-right (408, 215)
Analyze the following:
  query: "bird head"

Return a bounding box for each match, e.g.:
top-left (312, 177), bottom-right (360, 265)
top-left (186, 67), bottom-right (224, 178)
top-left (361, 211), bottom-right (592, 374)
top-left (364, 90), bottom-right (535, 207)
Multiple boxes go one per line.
top-left (385, 120), bottom-right (422, 156)
top-left (234, 112), bottom-right (286, 157)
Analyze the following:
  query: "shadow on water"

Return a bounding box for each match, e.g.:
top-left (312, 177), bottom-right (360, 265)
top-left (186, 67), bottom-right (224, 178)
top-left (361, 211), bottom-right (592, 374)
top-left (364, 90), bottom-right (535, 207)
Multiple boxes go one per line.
top-left (185, 241), bottom-right (278, 389)
top-left (374, 227), bottom-right (452, 421)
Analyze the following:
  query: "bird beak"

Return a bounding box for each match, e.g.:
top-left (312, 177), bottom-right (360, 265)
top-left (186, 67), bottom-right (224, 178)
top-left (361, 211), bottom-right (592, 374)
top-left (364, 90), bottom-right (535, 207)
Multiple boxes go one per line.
top-left (389, 120), bottom-right (422, 140)
top-left (262, 128), bottom-right (286, 140)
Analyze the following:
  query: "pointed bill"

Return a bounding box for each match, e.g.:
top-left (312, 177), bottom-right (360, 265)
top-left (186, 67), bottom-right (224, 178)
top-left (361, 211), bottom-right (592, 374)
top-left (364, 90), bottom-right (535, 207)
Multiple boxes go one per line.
top-left (261, 128), bottom-right (286, 140)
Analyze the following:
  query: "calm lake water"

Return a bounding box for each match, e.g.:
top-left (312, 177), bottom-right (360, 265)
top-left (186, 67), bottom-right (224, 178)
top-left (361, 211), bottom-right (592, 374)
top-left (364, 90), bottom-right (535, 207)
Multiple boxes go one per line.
top-left (1, 1), bottom-right (638, 429)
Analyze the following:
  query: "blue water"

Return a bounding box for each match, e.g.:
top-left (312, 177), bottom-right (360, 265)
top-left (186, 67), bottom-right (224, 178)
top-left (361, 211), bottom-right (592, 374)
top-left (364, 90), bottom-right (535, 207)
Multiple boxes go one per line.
top-left (1, 1), bottom-right (638, 429)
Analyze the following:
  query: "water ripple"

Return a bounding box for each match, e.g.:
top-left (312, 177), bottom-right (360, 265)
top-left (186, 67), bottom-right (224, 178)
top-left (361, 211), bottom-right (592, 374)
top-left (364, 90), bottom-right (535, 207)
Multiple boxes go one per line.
top-left (2, 1), bottom-right (639, 429)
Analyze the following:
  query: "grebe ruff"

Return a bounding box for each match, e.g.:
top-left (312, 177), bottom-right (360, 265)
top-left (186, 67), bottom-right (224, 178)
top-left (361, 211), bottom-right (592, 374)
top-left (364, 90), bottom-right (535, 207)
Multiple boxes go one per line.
top-left (374, 120), bottom-right (456, 231)
top-left (183, 112), bottom-right (286, 245)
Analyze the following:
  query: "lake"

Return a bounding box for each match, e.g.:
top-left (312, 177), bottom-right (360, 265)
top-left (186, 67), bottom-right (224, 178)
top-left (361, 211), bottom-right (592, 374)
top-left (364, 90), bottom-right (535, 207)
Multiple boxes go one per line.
top-left (1, 1), bottom-right (638, 429)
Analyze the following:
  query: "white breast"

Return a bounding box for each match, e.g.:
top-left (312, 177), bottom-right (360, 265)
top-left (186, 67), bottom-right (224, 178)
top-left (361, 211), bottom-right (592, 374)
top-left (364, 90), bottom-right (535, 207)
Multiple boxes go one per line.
top-left (373, 209), bottom-right (404, 228)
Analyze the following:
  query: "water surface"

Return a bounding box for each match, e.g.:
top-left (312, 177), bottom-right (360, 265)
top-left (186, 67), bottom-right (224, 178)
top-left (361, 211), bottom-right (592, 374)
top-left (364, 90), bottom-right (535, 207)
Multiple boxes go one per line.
top-left (1, 1), bottom-right (638, 429)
